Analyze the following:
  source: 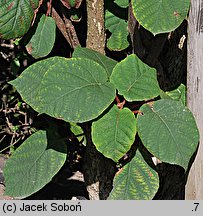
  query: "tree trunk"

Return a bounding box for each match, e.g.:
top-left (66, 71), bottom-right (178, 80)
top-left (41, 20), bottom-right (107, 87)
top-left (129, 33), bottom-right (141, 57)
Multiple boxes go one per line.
top-left (86, 0), bottom-right (105, 54)
top-left (83, 123), bottom-right (116, 200)
top-left (83, 0), bottom-right (117, 200)
top-left (186, 0), bottom-right (203, 199)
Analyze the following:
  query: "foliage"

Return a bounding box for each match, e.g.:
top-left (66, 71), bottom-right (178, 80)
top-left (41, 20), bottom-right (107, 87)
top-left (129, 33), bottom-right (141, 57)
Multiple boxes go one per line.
top-left (137, 99), bottom-right (199, 170)
top-left (105, 10), bottom-right (129, 50)
top-left (108, 150), bottom-right (159, 200)
top-left (25, 14), bottom-right (56, 59)
top-left (92, 105), bottom-right (137, 162)
top-left (110, 54), bottom-right (160, 101)
top-left (4, 130), bottom-right (67, 198)
top-left (0, 0), bottom-right (39, 39)
top-left (9, 57), bottom-right (116, 123)
top-left (0, 0), bottom-right (199, 199)
top-left (131, 0), bottom-right (190, 35)
top-left (160, 84), bottom-right (186, 105)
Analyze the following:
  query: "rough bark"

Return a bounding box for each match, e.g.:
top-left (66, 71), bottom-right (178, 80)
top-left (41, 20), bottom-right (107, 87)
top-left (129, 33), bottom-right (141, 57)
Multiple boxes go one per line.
top-left (186, 0), bottom-right (203, 199)
top-left (86, 0), bottom-right (105, 54)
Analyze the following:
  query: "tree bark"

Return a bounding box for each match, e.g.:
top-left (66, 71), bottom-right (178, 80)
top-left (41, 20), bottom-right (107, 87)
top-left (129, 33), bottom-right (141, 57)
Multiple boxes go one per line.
top-left (86, 0), bottom-right (105, 54)
top-left (186, 0), bottom-right (203, 199)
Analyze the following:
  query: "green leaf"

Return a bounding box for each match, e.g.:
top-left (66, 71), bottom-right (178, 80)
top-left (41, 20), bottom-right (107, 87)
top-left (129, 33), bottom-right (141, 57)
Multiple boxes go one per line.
top-left (70, 122), bottom-right (85, 143)
top-left (73, 47), bottom-right (117, 77)
top-left (4, 130), bottom-right (67, 198)
top-left (0, 0), bottom-right (39, 39)
top-left (160, 84), bottom-right (186, 105)
top-left (9, 57), bottom-right (116, 123)
top-left (115, 0), bottom-right (129, 8)
top-left (110, 54), bottom-right (161, 101)
top-left (137, 99), bottom-right (199, 170)
top-left (105, 10), bottom-right (129, 50)
top-left (131, 0), bottom-right (190, 35)
top-left (92, 105), bottom-right (137, 162)
top-left (26, 14), bottom-right (56, 59)
top-left (108, 150), bottom-right (159, 200)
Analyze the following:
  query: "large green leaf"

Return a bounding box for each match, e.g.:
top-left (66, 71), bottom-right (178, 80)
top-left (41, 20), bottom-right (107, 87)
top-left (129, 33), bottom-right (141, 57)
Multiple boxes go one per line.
top-left (105, 10), bottom-right (129, 51)
top-left (131, 0), bottom-right (190, 35)
top-left (92, 105), bottom-right (137, 162)
top-left (4, 130), bottom-right (67, 198)
top-left (110, 54), bottom-right (160, 101)
top-left (26, 14), bottom-right (56, 59)
top-left (73, 47), bottom-right (117, 77)
top-left (108, 150), bottom-right (159, 200)
top-left (137, 99), bottom-right (199, 170)
top-left (0, 0), bottom-right (39, 39)
top-left (9, 57), bottom-right (115, 123)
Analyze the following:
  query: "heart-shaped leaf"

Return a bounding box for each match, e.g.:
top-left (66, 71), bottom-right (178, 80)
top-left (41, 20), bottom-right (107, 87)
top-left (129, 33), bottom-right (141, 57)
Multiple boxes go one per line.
top-left (108, 150), bottom-right (159, 200)
top-left (110, 54), bottom-right (160, 101)
top-left (137, 99), bottom-right (199, 170)
top-left (0, 0), bottom-right (39, 39)
top-left (92, 105), bottom-right (137, 162)
top-left (26, 14), bottom-right (56, 59)
top-left (73, 47), bottom-right (117, 77)
top-left (4, 130), bottom-right (67, 198)
top-left (131, 0), bottom-right (190, 35)
top-left (9, 57), bottom-right (116, 123)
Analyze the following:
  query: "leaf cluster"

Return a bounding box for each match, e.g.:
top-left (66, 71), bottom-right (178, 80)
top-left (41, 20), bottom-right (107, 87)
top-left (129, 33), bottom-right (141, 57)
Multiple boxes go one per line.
top-left (0, 0), bottom-right (198, 200)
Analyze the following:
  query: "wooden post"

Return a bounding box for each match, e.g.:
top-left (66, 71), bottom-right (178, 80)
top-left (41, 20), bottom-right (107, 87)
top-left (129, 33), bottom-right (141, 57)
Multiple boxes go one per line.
top-left (186, 0), bottom-right (203, 199)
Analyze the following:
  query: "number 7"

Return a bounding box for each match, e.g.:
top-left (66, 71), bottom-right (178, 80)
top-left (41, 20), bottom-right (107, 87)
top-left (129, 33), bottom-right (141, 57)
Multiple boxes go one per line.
top-left (194, 203), bottom-right (199, 211)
